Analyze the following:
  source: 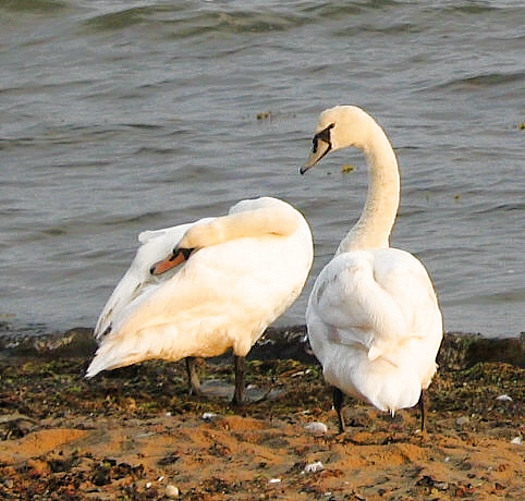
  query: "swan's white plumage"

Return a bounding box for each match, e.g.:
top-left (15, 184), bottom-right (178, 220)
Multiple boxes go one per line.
top-left (93, 222), bottom-right (202, 341)
top-left (303, 106), bottom-right (442, 420)
top-left (308, 248), bottom-right (442, 413)
top-left (86, 196), bottom-right (313, 379)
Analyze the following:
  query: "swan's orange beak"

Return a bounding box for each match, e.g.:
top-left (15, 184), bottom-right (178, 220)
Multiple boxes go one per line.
top-left (150, 248), bottom-right (193, 276)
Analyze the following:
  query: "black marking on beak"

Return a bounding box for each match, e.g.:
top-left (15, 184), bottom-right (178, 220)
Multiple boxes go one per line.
top-left (312, 123), bottom-right (335, 154)
top-left (300, 123), bottom-right (335, 175)
top-left (171, 247), bottom-right (195, 261)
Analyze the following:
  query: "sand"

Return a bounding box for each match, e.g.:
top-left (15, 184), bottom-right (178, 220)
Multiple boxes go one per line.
top-left (0, 328), bottom-right (524, 500)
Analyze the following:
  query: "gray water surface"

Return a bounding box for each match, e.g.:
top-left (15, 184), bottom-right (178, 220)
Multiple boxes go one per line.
top-left (1, 0), bottom-right (524, 338)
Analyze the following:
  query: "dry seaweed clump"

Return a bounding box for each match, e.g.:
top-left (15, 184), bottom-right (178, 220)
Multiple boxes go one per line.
top-left (1, 331), bottom-right (525, 500)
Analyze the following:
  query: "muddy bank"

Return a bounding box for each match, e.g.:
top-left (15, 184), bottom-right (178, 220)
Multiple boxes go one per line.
top-left (2, 324), bottom-right (525, 368)
top-left (0, 327), bottom-right (524, 500)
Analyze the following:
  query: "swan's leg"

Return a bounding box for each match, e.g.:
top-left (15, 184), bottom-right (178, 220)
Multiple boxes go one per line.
top-left (333, 386), bottom-right (345, 433)
top-left (231, 355), bottom-right (246, 406)
top-left (185, 357), bottom-right (202, 396)
top-left (417, 389), bottom-right (427, 431)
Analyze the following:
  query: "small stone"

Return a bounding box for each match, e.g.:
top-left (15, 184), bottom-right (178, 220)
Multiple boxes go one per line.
top-left (456, 416), bottom-right (470, 426)
top-left (201, 412), bottom-right (217, 421)
top-left (510, 436), bottom-right (522, 445)
top-left (165, 484), bottom-right (180, 498)
top-left (496, 394), bottom-right (513, 402)
top-left (304, 422), bottom-right (328, 435)
top-left (302, 461), bottom-right (324, 474)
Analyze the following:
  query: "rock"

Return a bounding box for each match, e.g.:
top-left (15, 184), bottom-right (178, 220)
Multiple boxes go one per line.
top-left (304, 422), bottom-right (328, 435)
top-left (302, 461), bottom-right (324, 474)
top-left (165, 484), bottom-right (180, 498)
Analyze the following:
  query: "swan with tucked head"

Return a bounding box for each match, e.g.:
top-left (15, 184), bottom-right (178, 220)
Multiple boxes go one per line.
top-left (86, 196), bottom-right (313, 405)
top-left (301, 106), bottom-right (442, 432)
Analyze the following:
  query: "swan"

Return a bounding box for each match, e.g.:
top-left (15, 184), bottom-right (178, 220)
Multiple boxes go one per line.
top-left (86, 196), bottom-right (313, 405)
top-left (301, 106), bottom-right (443, 432)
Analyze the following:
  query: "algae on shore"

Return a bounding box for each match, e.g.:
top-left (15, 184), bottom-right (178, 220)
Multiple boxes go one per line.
top-left (0, 329), bottom-right (524, 500)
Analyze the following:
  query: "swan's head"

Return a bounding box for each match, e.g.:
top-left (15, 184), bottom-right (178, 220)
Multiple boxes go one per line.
top-left (301, 105), bottom-right (376, 174)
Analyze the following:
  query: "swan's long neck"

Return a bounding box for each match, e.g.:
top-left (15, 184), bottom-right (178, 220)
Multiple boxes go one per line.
top-left (337, 124), bottom-right (400, 253)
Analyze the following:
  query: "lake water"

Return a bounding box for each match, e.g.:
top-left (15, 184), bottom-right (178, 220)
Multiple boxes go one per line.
top-left (1, 0), bottom-right (524, 339)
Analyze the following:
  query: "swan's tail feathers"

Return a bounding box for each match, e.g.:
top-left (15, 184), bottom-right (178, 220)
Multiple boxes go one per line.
top-left (85, 342), bottom-right (151, 379)
top-left (85, 324), bottom-right (187, 379)
top-left (85, 343), bottom-right (152, 379)
top-left (85, 341), bottom-right (132, 378)
top-left (85, 356), bottom-right (108, 379)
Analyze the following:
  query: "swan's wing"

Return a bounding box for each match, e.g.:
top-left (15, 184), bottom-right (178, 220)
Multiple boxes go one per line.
top-left (307, 248), bottom-right (441, 361)
top-left (94, 222), bottom-right (199, 341)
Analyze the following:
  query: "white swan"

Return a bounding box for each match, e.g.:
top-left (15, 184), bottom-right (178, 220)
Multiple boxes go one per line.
top-left (86, 196), bottom-right (313, 405)
top-left (301, 106), bottom-right (443, 432)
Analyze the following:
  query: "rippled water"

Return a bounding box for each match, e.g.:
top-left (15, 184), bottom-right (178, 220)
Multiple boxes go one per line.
top-left (1, 0), bottom-right (524, 338)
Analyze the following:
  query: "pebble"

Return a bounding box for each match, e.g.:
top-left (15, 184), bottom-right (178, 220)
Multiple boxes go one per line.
top-left (201, 412), bottom-right (218, 421)
top-left (302, 461), bottom-right (324, 474)
top-left (304, 422), bottom-right (328, 435)
top-left (456, 416), bottom-right (470, 426)
top-left (496, 394), bottom-right (513, 402)
top-left (510, 436), bottom-right (522, 445)
top-left (165, 484), bottom-right (180, 498)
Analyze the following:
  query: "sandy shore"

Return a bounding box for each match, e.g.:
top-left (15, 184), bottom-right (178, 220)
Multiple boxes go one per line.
top-left (0, 327), bottom-right (524, 500)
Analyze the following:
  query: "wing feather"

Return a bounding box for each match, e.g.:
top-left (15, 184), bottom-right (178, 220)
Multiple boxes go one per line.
top-left (308, 248), bottom-right (440, 359)
top-left (94, 222), bottom-right (199, 340)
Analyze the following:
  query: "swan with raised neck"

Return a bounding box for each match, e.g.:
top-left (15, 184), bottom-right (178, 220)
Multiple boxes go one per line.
top-left (301, 105), bottom-right (443, 432)
top-left (302, 105), bottom-right (400, 252)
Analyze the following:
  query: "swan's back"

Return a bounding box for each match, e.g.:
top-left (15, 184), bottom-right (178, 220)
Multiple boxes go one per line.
top-left (307, 247), bottom-right (442, 413)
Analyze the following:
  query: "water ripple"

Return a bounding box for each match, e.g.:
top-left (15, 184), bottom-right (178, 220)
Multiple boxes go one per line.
top-left (82, 4), bottom-right (309, 36)
top-left (436, 71), bottom-right (525, 91)
top-left (1, 0), bottom-right (524, 337)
